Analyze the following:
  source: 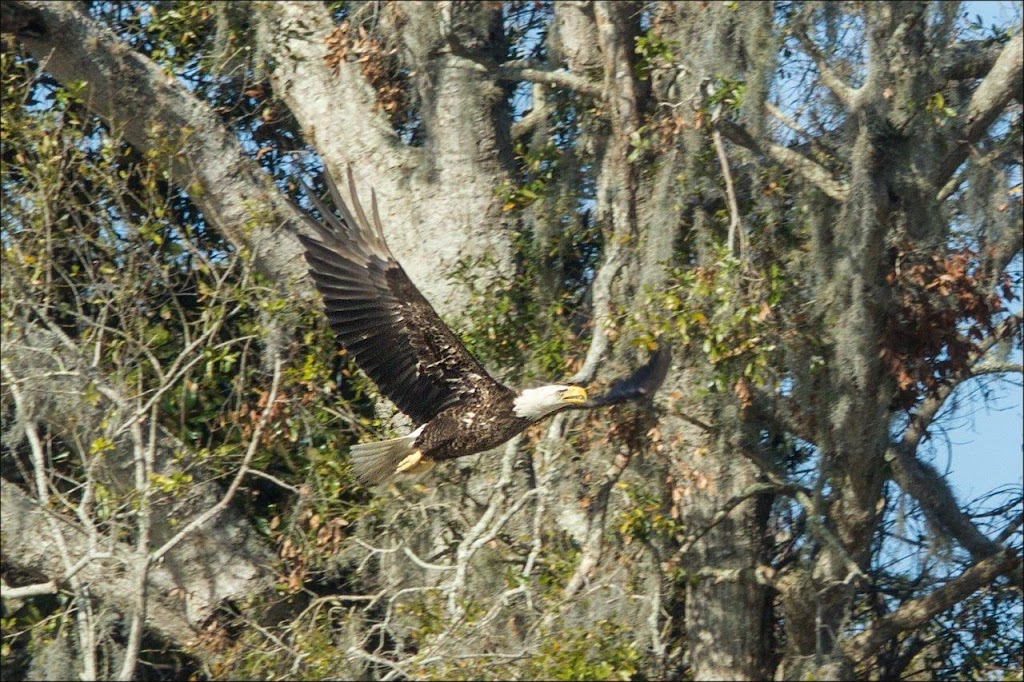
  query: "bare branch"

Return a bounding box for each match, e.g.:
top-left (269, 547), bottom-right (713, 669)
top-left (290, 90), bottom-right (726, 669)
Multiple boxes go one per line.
top-left (765, 101), bottom-right (839, 160)
top-left (674, 481), bottom-right (802, 557)
top-left (887, 313), bottom-right (1023, 561)
top-left (704, 81), bottom-right (745, 258)
top-left (898, 312), bottom-right (1022, 456)
top-left (449, 54), bottom-right (604, 97)
top-left (149, 356), bottom-right (284, 564)
top-left (446, 436), bottom-right (529, 617)
top-left (567, 242), bottom-right (628, 384)
top-left (936, 31), bottom-right (1024, 187)
top-left (1, 581), bottom-right (58, 601)
top-left (511, 83), bottom-right (551, 142)
top-left (0, 479), bottom-right (200, 649)
top-left (117, 405), bottom-right (157, 682)
top-left (717, 120), bottom-right (848, 201)
top-left (937, 144), bottom-right (1011, 202)
top-left (971, 362), bottom-right (1023, 377)
top-left (7, 0), bottom-right (309, 289)
top-left (3, 323), bottom-right (274, 622)
top-left (845, 548), bottom-right (1022, 662)
top-left (569, 1), bottom-right (641, 385)
top-left (560, 447), bottom-right (633, 602)
top-left (794, 28), bottom-right (858, 108)
top-left (995, 512), bottom-right (1024, 545)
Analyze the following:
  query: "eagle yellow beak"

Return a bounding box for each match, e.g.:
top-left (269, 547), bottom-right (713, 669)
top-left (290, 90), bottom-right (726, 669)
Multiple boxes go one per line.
top-left (561, 385), bottom-right (588, 405)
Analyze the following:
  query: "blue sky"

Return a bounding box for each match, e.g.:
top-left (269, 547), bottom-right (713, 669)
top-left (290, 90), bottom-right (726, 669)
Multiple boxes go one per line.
top-left (942, 1), bottom-right (1022, 518)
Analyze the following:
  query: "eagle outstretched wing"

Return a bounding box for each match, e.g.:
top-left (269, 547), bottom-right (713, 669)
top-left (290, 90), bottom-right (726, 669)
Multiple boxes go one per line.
top-left (585, 346), bottom-right (672, 407)
top-left (297, 169), bottom-right (508, 426)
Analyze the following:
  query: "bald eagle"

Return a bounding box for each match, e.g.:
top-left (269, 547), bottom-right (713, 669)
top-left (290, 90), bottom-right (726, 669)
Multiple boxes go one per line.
top-left (297, 170), bottom-right (670, 486)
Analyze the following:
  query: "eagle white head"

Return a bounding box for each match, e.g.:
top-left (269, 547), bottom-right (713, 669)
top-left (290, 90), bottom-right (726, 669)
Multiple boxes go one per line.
top-left (513, 384), bottom-right (588, 419)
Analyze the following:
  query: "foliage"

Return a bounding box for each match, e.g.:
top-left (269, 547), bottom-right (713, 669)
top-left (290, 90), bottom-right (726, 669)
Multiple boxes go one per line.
top-left (653, 250), bottom-right (788, 397)
top-left (498, 140), bottom-right (561, 212)
top-left (2, 2), bottom-right (1021, 681)
top-left (634, 31), bottom-right (680, 82)
top-left (882, 243), bottom-right (1018, 410)
top-left (1, 43), bottom-right (375, 679)
top-left (616, 481), bottom-right (683, 546)
top-left (524, 620), bottom-right (641, 681)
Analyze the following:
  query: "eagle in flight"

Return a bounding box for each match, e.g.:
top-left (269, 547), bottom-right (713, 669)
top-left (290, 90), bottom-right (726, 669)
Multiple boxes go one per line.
top-left (297, 169), bottom-right (670, 486)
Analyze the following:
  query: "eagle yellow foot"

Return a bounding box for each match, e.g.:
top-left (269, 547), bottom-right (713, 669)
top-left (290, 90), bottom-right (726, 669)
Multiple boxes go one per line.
top-left (395, 450), bottom-right (434, 475)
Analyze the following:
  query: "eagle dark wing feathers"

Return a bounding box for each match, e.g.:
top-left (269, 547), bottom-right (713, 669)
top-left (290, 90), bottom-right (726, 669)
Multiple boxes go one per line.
top-left (586, 346), bottom-right (672, 407)
top-left (297, 169), bottom-right (505, 426)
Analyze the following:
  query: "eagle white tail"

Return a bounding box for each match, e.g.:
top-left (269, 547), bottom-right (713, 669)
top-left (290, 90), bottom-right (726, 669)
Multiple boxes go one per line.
top-left (350, 426), bottom-right (425, 485)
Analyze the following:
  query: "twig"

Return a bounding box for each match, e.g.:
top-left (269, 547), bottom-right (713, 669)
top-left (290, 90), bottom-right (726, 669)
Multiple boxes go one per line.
top-left (845, 548), bottom-right (1022, 661)
top-left (717, 119), bottom-right (848, 201)
top-left (935, 31), bottom-right (1023, 186)
top-left (403, 546), bottom-right (455, 572)
top-left (247, 467), bottom-right (303, 494)
top-left (117, 403), bottom-right (157, 681)
top-left (149, 356), bottom-right (283, 564)
top-left (446, 436), bottom-right (524, 616)
top-left (705, 81), bottom-right (745, 258)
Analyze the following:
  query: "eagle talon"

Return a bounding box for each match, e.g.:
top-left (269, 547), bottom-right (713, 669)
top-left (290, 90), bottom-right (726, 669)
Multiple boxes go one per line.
top-left (395, 451), bottom-right (433, 475)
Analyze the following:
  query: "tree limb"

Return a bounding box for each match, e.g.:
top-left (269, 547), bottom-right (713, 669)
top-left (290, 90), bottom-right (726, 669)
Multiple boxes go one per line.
top-left (936, 31), bottom-right (1024, 187)
top-left (449, 54), bottom-right (604, 97)
top-left (793, 27), bottom-right (858, 109)
top-left (256, 1), bottom-right (411, 173)
top-left (559, 448), bottom-right (633, 603)
top-left (898, 312), bottom-right (1022, 456)
top-left (569, 1), bottom-right (642, 385)
top-left (6, 0), bottom-right (310, 291)
top-left (717, 119), bottom-right (849, 201)
top-left (0, 478), bottom-right (201, 650)
top-left (941, 39), bottom-right (1012, 82)
top-left (844, 548), bottom-right (1022, 662)
top-left (674, 481), bottom-right (802, 557)
top-left (887, 313), bottom-right (1023, 561)
top-left (259, 1), bottom-right (517, 311)
top-left (706, 83), bottom-right (744, 257)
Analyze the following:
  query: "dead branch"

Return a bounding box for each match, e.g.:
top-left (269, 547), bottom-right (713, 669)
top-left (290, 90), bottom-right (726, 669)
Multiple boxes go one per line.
top-left (0, 479), bottom-right (200, 649)
top-left (936, 31), bottom-right (1024, 187)
top-left (845, 547), bottom-right (1022, 662)
top-left (717, 119), bottom-right (849, 201)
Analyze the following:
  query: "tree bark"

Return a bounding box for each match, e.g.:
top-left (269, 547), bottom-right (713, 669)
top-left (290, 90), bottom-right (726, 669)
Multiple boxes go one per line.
top-left (256, 1), bottom-right (517, 312)
top-left (7, 0), bottom-right (310, 295)
top-left (2, 324), bottom-right (274, 630)
top-left (1, 479), bottom-right (201, 650)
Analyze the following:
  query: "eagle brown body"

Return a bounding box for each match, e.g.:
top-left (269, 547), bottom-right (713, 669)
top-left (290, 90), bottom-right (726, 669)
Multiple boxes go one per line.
top-left (297, 169), bottom-right (669, 486)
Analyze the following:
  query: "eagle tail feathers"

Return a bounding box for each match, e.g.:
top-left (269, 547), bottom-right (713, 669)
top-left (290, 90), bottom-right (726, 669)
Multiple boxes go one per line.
top-left (350, 431), bottom-right (421, 486)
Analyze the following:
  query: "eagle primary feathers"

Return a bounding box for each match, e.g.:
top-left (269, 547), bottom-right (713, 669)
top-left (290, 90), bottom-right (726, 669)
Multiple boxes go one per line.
top-left (297, 169), bottom-right (669, 486)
